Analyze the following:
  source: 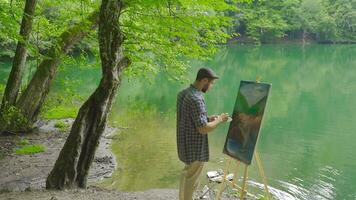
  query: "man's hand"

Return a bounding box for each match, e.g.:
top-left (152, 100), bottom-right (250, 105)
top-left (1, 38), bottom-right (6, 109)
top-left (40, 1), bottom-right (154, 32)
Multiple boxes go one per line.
top-left (208, 115), bottom-right (218, 122)
top-left (198, 112), bottom-right (230, 134)
top-left (217, 113), bottom-right (229, 122)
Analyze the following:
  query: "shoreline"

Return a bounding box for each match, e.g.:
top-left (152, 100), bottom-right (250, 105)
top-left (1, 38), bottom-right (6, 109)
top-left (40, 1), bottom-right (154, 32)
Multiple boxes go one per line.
top-left (0, 187), bottom-right (183, 200)
top-left (1, 40), bottom-right (355, 62)
top-left (227, 36), bottom-right (356, 45)
top-left (0, 118), bottom-right (241, 200)
top-left (0, 118), bottom-right (117, 192)
top-left (0, 118), bottom-right (184, 200)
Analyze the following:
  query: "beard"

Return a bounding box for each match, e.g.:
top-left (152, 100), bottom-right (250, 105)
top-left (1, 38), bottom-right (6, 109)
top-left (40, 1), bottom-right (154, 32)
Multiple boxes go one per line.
top-left (202, 83), bottom-right (210, 93)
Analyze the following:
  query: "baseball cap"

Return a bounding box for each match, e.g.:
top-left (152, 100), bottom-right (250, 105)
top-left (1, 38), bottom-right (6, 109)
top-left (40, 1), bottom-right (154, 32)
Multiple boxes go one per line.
top-left (196, 67), bottom-right (219, 80)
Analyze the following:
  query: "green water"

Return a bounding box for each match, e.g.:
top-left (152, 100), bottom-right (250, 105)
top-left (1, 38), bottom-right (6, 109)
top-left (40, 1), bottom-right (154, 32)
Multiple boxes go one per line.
top-left (1, 44), bottom-right (355, 199)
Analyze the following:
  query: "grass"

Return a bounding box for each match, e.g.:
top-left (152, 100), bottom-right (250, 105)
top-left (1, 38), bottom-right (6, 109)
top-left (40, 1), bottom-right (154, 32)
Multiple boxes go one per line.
top-left (54, 121), bottom-right (70, 133)
top-left (15, 144), bottom-right (45, 155)
top-left (15, 138), bottom-right (45, 155)
top-left (42, 105), bottom-right (78, 119)
top-left (18, 139), bottom-right (30, 146)
top-left (0, 151), bottom-right (4, 160)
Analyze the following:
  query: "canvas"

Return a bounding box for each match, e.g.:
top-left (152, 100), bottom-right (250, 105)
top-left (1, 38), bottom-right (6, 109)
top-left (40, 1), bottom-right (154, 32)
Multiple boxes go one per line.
top-left (223, 80), bottom-right (271, 165)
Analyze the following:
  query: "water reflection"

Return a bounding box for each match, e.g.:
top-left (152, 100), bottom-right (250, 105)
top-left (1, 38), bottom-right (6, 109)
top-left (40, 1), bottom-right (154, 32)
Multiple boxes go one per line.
top-left (275, 166), bottom-right (339, 200)
top-left (241, 165), bottom-right (339, 199)
top-left (107, 45), bottom-right (356, 199)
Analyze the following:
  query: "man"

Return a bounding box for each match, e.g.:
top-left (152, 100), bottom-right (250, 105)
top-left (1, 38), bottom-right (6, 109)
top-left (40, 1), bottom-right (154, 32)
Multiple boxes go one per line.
top-left (176, 67), bottom-right (229, 200)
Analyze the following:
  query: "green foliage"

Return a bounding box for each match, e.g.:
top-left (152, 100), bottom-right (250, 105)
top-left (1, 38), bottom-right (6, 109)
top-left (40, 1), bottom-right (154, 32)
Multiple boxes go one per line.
top-left (0, 84), bottom-right (4, 98)
top-left (328, 0), bottom-right (356, 41)
top-left (54, 121), bottom-right (70, 133)
top-left (238, 0), bottom-right (288, 43)
top-left (0, 0), bottom-right (100, 58)
top-left (18, 139), bottom-right (30, 146)
top-left (293, 0), bottom-right (337, 40)
top-left (0, 104), bottom-right (32, 132)
top-left (14, 137), bottom-right (45, 155)
top-left (120, 0), bottom-right (240, 81)
top-left (41, 105), bottom-right (78, 119)
top-left (0, 0), bottom-right (23, 57)
top-left (233, 0), bottom-right (355, 43)
top-left (15, 144), bottom-right (45, 155)
top-left (39, 55), bottom-right (101, 120)
top-left (258, 196), bottom-right (268, 200)
top-left (0, 0), bottom-right (354, 65)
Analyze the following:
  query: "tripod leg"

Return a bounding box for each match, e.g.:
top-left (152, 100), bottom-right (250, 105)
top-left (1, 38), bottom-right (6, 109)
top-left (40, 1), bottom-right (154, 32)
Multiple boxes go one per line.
top-left (216, 158), bottom-right (231, 200)
top-left (240, 164), bottom-right (248, 200)
top-left (255, 151), bottom-right (272, 200)
top-left (231, 161), bottom-right (240, 192)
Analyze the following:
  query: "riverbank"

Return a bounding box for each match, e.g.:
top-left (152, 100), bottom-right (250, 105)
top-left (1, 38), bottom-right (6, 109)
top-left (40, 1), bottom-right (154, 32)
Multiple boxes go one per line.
top-left (227, 36), bottom-right (356, 45)
top-left (0, 118), bottom-right (239, 200)
top-left (0, 118), bottom-right (185, 200)
top-left (0, 186), bottom-right (181, 200)
top-left (0, 118), bottom-right (117, 192)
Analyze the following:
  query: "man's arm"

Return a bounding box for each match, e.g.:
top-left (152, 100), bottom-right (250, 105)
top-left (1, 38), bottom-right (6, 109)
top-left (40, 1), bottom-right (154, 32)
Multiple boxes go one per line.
top-left (208, 115), bottom-right (218, 122)
top-left (198, 113), bottom-right (229, 134)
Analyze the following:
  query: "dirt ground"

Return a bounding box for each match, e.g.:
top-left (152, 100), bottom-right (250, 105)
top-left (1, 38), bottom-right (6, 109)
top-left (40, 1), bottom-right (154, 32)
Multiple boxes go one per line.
top-left (0, 119), bottom-right (117, 192)
top-left (0, 186), bottom-right (181, 200)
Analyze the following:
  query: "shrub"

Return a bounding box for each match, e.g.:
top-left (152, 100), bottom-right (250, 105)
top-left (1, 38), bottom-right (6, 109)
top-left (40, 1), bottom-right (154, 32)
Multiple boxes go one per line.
top-left (18, 139), bottom-right (30, 146)
top-left (54, 121), bottom-right (70, 133)
top-left (0, 104), bottom-right (32, 132)
top-left (0, 105), bottom-right (33, 132)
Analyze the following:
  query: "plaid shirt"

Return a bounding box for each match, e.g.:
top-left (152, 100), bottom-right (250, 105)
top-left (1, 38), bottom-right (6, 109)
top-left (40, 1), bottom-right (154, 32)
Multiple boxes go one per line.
top-left (177, 84), bottom-right (209, 164)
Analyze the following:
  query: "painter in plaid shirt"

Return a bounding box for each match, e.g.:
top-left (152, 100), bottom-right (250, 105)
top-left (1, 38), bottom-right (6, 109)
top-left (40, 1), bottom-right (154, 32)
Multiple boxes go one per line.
top-left (176, 67), bottom-right (229, 200)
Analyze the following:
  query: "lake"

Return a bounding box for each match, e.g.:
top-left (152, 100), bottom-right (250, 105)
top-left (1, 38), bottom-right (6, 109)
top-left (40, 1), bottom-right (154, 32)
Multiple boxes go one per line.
top-left (1, 44), bottom-right (355, 199)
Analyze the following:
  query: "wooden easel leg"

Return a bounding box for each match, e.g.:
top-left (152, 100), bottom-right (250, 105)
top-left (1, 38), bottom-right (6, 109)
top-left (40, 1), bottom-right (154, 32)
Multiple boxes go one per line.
top-left (231, 161), bottom-right (240, 191)
top-left (255, 151), bottom-right (272, 200)
top-left (216, 158), bottom-right (231, 200)
top-left (240, 164), bottom-right (248, 200)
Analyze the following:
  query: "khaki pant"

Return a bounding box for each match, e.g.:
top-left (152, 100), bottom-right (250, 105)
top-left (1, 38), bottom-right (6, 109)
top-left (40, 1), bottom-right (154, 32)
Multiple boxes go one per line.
top-left (179, 161), bottom-right (204, 200)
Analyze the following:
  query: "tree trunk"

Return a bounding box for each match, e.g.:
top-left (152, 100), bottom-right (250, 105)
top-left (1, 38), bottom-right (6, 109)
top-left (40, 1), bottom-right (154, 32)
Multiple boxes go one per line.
top-left (1, 0), bottom-right (37, 109)
top-left (46, 0), bottom-right (130, 189)
top-left (15, 11), bottom-right (99, 122)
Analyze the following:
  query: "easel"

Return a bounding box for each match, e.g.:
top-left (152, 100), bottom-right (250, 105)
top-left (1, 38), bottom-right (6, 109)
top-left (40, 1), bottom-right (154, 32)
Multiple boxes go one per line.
top-left (216, 78), bottom-right (272, 200)
top-left (215, 150), bottom-right (272, 200)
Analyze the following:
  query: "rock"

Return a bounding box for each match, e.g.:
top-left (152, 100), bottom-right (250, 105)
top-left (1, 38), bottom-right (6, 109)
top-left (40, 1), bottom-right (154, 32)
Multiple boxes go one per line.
top-left (94, 156), bottom-right (112, 164)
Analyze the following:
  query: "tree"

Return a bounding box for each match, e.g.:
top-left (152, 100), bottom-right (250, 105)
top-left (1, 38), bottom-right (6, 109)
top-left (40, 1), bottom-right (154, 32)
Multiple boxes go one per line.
top-left (15, 11), bottom-right (99, 123)
top-left (1, 0), bottom-right (37, 109)
top-left (294, 0), bottom-right (336, 43)
top-left (328, 0), bottom-right (356, 42)
top-left (46, 0), bottom-right (128, 189)
top-left (46, 0), bottom-right (241, 189)
top-left (0, 1), bottom-right (24, 58)
top-left (230, 0), bottom-right (355, 43)
top-left (0, 0), bottom-right (100, 131)
top-left (235, 0), bottom-right (288, 43)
